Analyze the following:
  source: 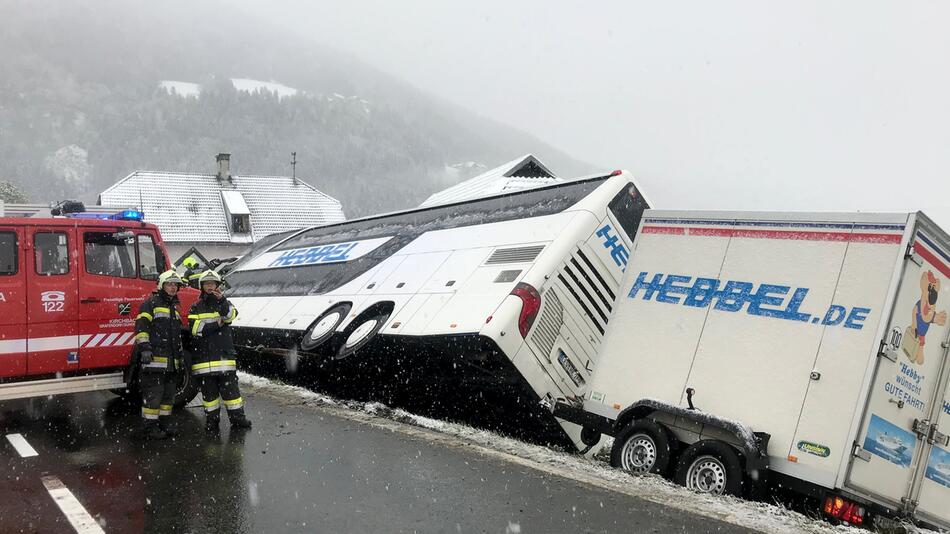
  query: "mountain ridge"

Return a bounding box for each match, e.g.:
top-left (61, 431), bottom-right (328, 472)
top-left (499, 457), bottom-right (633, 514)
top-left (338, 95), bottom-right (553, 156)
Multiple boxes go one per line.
top-left (0, 0), bottom-right (596, 216)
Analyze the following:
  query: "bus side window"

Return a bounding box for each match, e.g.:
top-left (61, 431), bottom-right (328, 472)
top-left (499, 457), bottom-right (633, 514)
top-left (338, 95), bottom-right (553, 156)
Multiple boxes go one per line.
top-left (0, 232), bottom-right (17, 275)
top-left (84, 232), bottom-right (136, 278)
top-left (137, 234), bottom-right (164, 280)
top-left (34, 232), bottom-right (69, 275)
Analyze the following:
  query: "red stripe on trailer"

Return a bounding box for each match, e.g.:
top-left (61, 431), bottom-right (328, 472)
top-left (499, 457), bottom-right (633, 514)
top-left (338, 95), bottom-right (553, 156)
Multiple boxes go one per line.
top-left (645, 225), bottom-right (903, 244)
top-left (915, 241), bottom-right (950, 279)
top-left (642, 226), bottom-right (685, 235)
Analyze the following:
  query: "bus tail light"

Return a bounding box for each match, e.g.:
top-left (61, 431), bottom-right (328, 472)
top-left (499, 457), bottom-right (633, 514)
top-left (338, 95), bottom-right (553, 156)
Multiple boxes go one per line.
top-left (822, 495), bottom-right (864, 526)
top-left (511, 283), bottom-right (541, 338)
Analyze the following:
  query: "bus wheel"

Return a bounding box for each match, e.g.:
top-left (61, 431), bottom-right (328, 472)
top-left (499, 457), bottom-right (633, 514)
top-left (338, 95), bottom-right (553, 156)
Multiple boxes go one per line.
top-left (611, 419), bottom-right (673, 476)
top-left (336, 311), bottom-right (390, 360)
top-left (674, 440), bottom-right (743, 497)
top-left (173, 365), bottom-right (200, 408)
top-left (300, 303), bottom-right (351, 351)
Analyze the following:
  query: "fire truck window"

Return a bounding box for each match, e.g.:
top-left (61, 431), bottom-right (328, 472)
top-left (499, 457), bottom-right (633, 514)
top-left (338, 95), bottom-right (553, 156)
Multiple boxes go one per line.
top-left (0, 232), bottom-right (17, 275)
top-left (34, 232), bottom-right (69, 275)
top-left (84, 232), bottom-right (136, 279)
top-left (137, 234), bottom-right (164, 280)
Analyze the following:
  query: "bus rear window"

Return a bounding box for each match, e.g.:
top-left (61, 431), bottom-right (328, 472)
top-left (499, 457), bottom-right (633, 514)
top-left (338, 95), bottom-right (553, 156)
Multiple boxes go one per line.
top-left (608, 183), bottom-right (649, 241)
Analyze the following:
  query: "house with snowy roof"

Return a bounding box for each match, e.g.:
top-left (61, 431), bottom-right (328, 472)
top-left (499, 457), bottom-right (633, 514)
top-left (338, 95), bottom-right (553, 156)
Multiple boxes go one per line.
top-left (420, 155), bottom-right (561, 208)
top-left (99, 154), bottom-right (345, 266)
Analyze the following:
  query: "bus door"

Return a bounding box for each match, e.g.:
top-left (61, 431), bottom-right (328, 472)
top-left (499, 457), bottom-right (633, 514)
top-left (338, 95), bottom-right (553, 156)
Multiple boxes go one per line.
top-left (78, 229), bottom-right (162, 369)
top-left (25, 226), bottom-right (79, 374)
top-left (0, 226), bottom-right (27, 377)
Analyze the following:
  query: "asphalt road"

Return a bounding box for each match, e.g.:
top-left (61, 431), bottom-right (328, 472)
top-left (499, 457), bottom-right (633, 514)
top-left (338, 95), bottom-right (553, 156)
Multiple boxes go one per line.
top-left (0, 381), bottom-right (757, 534)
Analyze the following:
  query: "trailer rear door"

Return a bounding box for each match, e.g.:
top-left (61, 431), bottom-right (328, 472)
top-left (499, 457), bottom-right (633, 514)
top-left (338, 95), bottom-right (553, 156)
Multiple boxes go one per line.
top-left (846, 221), bottom-right (950, 517)
top-left (904, 222), bottom-right (950, 526)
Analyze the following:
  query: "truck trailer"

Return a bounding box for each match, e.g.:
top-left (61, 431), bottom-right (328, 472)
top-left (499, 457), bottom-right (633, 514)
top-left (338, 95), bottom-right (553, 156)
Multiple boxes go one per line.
top-left (554, 209), bottom-right (950, 529)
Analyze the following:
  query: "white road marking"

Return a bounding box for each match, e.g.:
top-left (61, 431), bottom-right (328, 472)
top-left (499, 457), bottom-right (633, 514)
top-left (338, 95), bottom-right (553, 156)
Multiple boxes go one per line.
top-left (41, 475), bottom-right (105, 534)
top-left (5, 433), bottom-right (38, 457)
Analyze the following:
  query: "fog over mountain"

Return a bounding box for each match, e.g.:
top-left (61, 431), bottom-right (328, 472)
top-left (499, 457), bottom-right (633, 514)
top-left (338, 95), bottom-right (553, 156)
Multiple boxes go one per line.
top-left (0, 0), bottom-right (594, 216)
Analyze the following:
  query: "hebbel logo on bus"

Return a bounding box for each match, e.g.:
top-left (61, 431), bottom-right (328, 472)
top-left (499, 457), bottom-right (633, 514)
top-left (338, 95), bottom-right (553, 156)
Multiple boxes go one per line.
top-left (628, 272), bottom-right (872, 330)
top-left (596, 224), bottom-right (629, 270)
top-left (244, 236), bottom-right (394, 270)
top-left (270, 242), bottom-right (358, 267)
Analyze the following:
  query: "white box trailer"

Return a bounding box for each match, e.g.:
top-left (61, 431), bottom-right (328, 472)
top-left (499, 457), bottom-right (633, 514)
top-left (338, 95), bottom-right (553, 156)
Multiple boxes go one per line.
top-left (554, 209), bottom-right (950, 529)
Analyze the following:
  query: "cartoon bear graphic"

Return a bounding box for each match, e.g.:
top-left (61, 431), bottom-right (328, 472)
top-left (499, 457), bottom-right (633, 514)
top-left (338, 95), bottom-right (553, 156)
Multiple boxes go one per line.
top-left (903, 270), bottom-right (947, 365)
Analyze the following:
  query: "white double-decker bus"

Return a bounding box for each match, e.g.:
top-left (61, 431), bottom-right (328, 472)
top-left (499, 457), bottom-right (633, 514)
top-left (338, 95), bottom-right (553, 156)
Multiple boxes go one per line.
top-left (224, 170), bottom-right (650, 447)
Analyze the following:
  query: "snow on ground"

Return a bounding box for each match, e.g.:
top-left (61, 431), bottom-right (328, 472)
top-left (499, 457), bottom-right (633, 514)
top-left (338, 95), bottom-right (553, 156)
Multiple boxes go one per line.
top-left (159, 80), bottom-right (202, 97)
top-left (238, 371), bottom-right (938, 534)
top-left (231, 78), bottom-right (298, 99)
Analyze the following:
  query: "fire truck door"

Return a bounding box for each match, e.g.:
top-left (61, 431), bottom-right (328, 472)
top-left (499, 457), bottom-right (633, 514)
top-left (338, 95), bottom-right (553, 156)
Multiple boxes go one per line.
top-left (0, 226), bottom-right (27, 377)
top-left (78, 230), bottom-right (154, 369)
top-left (25, 227), bottom-right (80, 374)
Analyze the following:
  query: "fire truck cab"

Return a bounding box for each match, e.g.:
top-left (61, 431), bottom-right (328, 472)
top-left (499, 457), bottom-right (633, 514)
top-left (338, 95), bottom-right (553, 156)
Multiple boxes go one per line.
top-left (0, 205), bottom-right (199, 404)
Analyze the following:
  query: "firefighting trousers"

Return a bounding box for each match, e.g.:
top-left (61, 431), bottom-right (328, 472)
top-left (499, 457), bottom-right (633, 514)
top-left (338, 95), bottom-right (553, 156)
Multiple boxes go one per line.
top-left (140, 370), bottom-right (176, 423)
top-left (200, 371), bottom-right (246, 420)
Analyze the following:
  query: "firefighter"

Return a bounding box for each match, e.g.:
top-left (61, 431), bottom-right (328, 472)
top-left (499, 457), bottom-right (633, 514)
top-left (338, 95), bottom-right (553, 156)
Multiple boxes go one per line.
top-left (134, 269), bottom-right (186, 440)
top-left (189, 270), bottom-right (252, 432)
top-left (182, 256), bottom-right (202, 289)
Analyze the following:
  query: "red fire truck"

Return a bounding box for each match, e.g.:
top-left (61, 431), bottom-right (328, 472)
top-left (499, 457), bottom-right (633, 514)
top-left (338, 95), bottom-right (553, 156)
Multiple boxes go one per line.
top-left (0, 204), bottom-right (199, 405)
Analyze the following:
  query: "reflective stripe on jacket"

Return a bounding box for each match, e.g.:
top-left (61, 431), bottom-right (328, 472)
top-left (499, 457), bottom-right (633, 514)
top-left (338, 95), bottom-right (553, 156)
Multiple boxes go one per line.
top-left (135, 292), bottom-right (184, 372)
top-left (188, 294), bottom-right (238, 373)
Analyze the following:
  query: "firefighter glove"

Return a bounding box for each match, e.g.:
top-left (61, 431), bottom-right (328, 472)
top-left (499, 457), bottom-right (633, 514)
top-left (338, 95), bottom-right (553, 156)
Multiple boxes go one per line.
top-left (140, 349), bottom-right (153, 364)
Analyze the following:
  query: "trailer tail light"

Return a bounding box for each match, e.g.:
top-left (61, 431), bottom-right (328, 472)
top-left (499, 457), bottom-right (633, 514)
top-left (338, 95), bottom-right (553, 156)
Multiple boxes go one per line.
top-left (510, 283), bottom-right (541, 338)
top-left (609, 170), bottom-right (622, 176)
top-left (822, 495), bottom-right (864, 526)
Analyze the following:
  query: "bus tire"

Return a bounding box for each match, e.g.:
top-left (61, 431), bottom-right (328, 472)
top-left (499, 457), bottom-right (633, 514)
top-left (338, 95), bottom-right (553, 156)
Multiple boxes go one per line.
top-left (611, 419), bottom-right (674, 476)
top-left (336, 311), bottom-right (390, 360)
top-left (300, 303), bottom-right (351, 352)
top-left (674, 440), bottom-right (743, 497)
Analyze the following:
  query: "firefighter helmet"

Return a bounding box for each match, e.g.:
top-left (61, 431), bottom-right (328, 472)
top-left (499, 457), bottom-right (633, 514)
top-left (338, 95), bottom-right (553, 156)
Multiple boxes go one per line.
top-left (183, 257), bottom-right (199, 269)
top-left (198, 269), bottom-right (223, 287)
top-left (157, 270), bottom-right (184, 289)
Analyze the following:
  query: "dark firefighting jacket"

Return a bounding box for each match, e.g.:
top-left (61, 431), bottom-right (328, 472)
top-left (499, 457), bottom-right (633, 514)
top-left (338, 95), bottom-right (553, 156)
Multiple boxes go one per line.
top-left (134, 292), bottom-right (184, 373)
top-left (188, 293), bottom-right (238, 375)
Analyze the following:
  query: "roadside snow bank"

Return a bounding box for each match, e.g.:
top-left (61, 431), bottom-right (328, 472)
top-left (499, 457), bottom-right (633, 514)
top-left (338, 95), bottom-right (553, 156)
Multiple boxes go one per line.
top-left (238, 372), bottom-right (935, 534)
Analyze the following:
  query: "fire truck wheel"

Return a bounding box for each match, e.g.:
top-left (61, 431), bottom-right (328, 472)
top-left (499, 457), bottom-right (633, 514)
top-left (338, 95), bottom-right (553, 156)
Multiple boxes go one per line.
top-left (673, 440), bottom-right (743, 497)
top-left (335, 311), bottom-right (390, 360)
top-left (610, 419), bottom-right (674, 476)
top-left (173, 367), bottom-right (200, 408)
top-left (300, 303), bottom-right (351, 352)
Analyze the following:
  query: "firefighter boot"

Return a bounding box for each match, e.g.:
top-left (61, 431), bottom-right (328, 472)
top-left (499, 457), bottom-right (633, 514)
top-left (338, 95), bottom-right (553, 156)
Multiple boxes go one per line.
top-left (159, 419), bottom-right (178, 438)
top-left (229, 409), bottom-right (252, 429)
top-left (205, 412), bottom-right (221, 434)
top-left (143, 421), bottom-right (168, 441)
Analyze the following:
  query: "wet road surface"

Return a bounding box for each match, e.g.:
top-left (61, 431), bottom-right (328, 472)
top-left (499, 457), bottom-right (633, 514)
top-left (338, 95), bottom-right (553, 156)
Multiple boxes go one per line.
top-left (0, 381), bottom-right (756, 533)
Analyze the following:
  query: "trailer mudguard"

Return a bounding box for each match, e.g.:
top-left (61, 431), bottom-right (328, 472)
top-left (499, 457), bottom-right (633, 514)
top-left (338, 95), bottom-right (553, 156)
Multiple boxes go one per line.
top-left (616, 399), bottom-right (771, 474)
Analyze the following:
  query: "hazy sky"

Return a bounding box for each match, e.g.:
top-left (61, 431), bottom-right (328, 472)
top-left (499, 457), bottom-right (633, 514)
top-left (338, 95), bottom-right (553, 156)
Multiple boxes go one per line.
top-left (244, 1), bottom-right (949, 228)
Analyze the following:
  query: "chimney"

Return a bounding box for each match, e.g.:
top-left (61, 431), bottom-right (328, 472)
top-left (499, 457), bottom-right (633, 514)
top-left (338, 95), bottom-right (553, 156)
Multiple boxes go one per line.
top-left (216, 153), bottom-right (231, 182)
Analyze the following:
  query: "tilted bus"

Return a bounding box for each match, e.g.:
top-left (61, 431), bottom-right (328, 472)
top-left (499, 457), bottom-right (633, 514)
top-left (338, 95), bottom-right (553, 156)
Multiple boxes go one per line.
top-left (224, 171), bottom-right (649, 447)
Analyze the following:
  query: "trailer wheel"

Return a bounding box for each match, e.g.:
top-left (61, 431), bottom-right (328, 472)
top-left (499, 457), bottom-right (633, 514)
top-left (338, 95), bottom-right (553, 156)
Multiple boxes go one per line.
top-left (674, 440), bottom-right (743, 497)
top-left (611, 420), bottom-right (673, 476)
top-left (300, 303), bottom-right (351, 351)
top-left (336, 311), bottom-right (390, 360)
